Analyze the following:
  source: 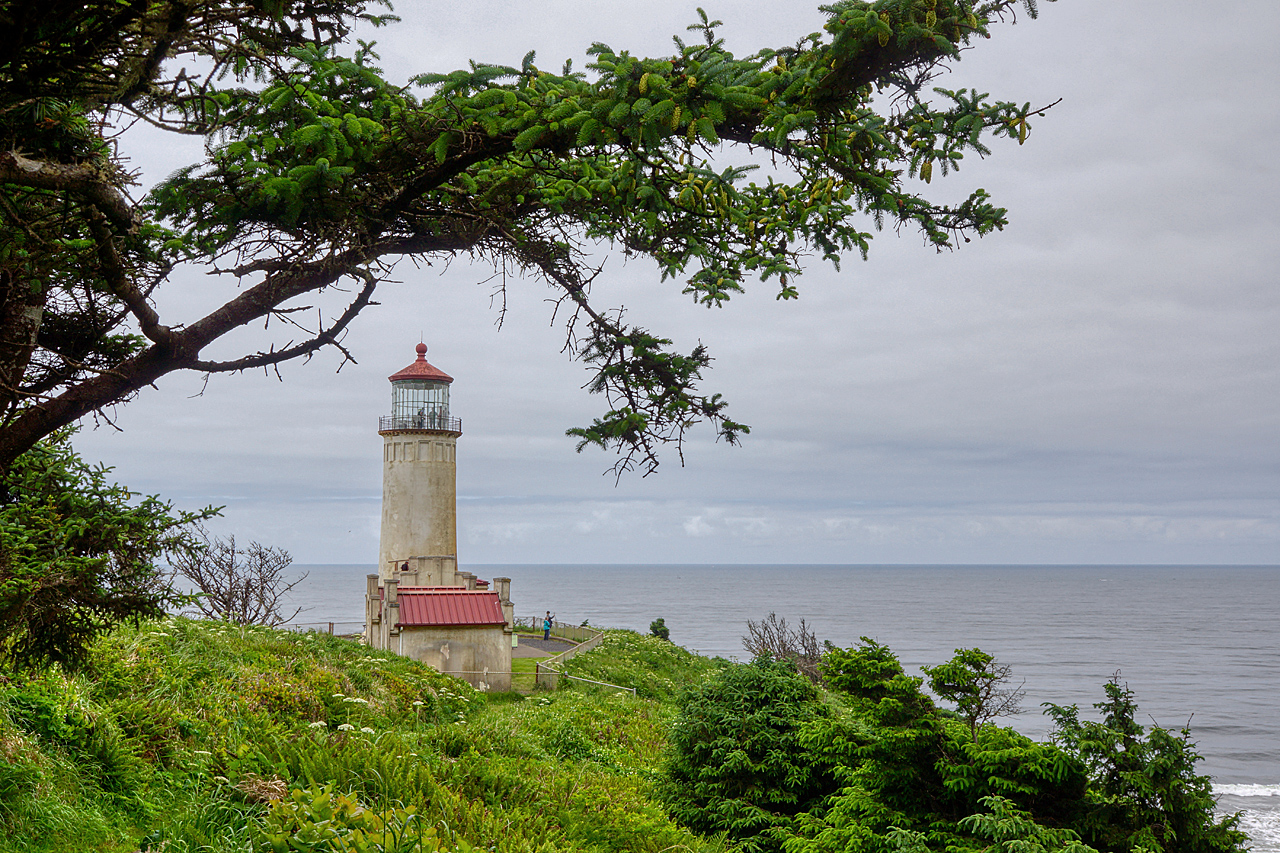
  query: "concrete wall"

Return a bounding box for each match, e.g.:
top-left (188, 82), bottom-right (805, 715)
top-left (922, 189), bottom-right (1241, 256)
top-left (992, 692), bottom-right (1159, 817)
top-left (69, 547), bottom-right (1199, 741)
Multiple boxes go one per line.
top-left (366, 574), bottom-right (382, 648)
top-left (397, 625), bottom-right (512, 692)
top-left (392, 556), bottom-right (462, 587)
top-left (378, 432), bottom-right (457, 581)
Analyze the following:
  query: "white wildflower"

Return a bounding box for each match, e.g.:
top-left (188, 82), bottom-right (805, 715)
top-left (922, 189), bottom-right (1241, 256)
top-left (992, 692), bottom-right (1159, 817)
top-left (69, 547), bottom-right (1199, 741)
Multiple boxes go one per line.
top-left (337, 723), bottom-right (355, 731)
top-left (360, 726), bottom-right (375, 734)
top-left (308, 721), bottom-right (327, 729)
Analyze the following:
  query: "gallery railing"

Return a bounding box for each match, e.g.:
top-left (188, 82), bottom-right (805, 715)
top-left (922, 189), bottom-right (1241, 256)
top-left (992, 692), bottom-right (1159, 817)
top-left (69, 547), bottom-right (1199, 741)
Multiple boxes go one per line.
top-left (378, 414), bottom-right (462, 433)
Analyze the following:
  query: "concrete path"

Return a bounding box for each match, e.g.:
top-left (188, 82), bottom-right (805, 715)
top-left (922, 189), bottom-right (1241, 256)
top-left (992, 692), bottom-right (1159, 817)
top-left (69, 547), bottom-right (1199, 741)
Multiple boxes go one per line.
top-left (513, 635), bottom-right (576, 657)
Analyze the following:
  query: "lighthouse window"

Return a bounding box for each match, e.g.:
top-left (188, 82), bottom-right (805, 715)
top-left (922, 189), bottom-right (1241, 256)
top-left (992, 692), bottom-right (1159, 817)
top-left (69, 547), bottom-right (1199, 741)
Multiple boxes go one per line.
top-left (391, 380), bottom-right (450, 428)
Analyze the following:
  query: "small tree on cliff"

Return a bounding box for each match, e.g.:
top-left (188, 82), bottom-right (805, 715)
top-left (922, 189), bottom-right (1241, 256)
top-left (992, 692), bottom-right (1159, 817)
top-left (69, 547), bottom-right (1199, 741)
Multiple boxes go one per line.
top-left (922, 646), bottom-right (1025, 739)
top-left (1045, 677), bottom-right (1248, 853)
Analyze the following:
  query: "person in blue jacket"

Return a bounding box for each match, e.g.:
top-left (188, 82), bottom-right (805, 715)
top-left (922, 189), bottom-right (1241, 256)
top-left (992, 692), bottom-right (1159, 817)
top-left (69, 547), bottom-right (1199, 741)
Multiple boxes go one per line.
top-left (543, 611), bottom-right (554, 641)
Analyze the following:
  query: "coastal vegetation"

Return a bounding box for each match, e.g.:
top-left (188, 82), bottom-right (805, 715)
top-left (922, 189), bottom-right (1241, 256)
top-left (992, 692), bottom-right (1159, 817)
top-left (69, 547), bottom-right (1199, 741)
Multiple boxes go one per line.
top-left (0, 622), bottom-right (1246, 853)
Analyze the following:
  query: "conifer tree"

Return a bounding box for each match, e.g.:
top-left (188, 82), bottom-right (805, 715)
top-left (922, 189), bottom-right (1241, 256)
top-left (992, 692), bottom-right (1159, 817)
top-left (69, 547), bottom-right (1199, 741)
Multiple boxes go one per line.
top-left (0, 0), bottom-right (1052, 475)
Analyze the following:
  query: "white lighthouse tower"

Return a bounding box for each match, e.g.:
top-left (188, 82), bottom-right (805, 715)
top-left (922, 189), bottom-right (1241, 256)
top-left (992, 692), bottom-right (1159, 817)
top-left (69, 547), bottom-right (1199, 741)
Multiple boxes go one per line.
top-left (376, 342), bottom-right (461, 583)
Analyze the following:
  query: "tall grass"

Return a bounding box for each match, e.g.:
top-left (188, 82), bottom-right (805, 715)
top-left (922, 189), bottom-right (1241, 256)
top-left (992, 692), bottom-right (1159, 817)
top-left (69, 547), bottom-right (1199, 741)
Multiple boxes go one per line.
top-left (0, 621), bottom-right (724, 853)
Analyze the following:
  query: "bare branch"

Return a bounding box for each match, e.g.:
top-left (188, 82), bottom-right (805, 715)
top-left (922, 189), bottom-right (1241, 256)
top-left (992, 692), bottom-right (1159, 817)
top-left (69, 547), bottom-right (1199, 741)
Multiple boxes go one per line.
top-left (190, 273), bottom-right (377, 373)
top-left (743, 612), bottom-right (826, 685)
top-left (169, 528), bottom-right (308, 627)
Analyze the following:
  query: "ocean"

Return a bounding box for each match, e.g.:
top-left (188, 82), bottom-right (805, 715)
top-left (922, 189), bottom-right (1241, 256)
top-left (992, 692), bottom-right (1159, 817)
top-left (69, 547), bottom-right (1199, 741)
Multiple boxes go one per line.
top-left (286, 564), bottom-right (1280, 851)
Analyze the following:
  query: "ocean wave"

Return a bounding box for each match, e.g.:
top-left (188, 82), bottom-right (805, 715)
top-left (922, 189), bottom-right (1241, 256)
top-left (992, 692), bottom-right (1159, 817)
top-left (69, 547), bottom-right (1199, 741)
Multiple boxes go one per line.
top-left (1215, 785), bottom-right (1280, 853)
top-left (1217, 783), bottom-right (1280, 798)
top-left (1232, 812), bottom-right (1280, 853)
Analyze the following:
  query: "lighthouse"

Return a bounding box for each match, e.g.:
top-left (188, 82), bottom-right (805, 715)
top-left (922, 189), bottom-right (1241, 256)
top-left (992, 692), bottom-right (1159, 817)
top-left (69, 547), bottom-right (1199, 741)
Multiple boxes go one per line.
top-left (365, 344), bottom-right (514, 687)
top-left (376, 342), bottom-right (461, 583)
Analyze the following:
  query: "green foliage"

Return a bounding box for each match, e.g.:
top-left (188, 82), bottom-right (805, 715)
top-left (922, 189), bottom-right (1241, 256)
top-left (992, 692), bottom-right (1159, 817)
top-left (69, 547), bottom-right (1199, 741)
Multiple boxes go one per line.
top-left (649, 618), bottom-right (670, 641)
top-left (661, 658), bottom-right (838, 851)
top-left (0, 618), bottom-right (726, 853)
top-left (823, 637), bottom-right (935, 723)
top-left (0, 680), bottom-right (144, 851)
top-left (261, 785), bottom-right (472, 853)
top-left (958, 795), bottom-right (1096, 853)
top-left (782, 640), bottom-right (1091, 853)
top-left (2, 681), bottom-right (145, 796)
top-left (0, 618), bottom-right (1243, 853)
top-left (0, 431), bottom-right (213, 671)
top-left (1044, 678), bottom-right (1248, 853)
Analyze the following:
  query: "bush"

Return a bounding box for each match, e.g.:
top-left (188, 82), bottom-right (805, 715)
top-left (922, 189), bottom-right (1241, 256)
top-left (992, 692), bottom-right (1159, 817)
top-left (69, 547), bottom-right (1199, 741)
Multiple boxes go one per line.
top-left (1045, 678), bottom-right (1248, 853)
top-left (661, 658), bottom-right (838, 852)
top-left (0, 431), bottom-right (210, 672)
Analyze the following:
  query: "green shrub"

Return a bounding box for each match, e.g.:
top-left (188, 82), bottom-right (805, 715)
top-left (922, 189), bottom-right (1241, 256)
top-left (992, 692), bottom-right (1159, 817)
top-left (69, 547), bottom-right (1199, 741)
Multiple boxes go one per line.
top-left (1, 681), bottom-right (146, 796)
top-left (661, 658), bottom-right (837, 852)
top-left (1045, 678), bottom-right (1248, 853)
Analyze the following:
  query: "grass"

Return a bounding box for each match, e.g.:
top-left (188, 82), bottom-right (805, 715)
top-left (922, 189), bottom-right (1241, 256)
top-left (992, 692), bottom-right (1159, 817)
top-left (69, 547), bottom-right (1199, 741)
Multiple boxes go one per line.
top-left (560, 630), bottom-right (725, 700)
top-left (510, 657), bottom-right (539, 692)
top-left (0, 620), bottom-right (725, 853)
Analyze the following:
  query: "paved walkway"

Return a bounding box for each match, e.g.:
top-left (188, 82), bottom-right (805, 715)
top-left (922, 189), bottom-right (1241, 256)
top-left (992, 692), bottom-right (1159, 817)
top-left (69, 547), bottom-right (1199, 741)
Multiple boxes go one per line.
top-left (513, 635), bottom-right (576, 657)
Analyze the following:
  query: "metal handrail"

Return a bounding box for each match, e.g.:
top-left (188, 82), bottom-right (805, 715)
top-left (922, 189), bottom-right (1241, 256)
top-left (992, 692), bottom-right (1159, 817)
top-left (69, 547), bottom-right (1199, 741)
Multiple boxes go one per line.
top-left (378, 415), bottom-right (462, 433)
top-left (551, 672), bottom-right (636, 696)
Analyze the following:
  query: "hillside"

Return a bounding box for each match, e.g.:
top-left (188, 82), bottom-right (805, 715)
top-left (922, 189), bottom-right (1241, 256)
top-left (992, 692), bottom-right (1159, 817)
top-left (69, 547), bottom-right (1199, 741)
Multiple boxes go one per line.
top-left (0, 619), bottom-right (722, 853)
top-left (0, 620), bottom-right (1246, 853)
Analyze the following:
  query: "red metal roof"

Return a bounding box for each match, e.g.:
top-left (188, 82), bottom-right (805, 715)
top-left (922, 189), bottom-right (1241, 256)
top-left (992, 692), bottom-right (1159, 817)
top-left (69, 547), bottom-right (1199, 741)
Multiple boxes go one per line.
top-left (396, 588), bottom-right (505, 627)
top-left (388, 343), bottom-right (453, 384)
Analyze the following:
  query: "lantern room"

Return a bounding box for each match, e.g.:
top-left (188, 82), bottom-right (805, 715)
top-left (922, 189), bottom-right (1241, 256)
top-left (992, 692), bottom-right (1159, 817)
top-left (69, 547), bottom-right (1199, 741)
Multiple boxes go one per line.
top-left (379, 343), bottom-right (462, 434)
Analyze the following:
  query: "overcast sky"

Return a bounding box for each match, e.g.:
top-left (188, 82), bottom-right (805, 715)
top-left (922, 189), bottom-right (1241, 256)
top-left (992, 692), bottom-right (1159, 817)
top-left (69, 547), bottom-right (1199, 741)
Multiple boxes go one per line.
top-left (75, 0), bottom-right (1280, 566)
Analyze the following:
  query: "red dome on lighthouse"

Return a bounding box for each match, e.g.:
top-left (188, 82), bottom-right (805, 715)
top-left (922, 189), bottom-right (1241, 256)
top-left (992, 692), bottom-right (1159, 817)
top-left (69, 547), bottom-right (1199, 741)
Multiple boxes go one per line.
top-left (388, 343), bottom-right (453, 383)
